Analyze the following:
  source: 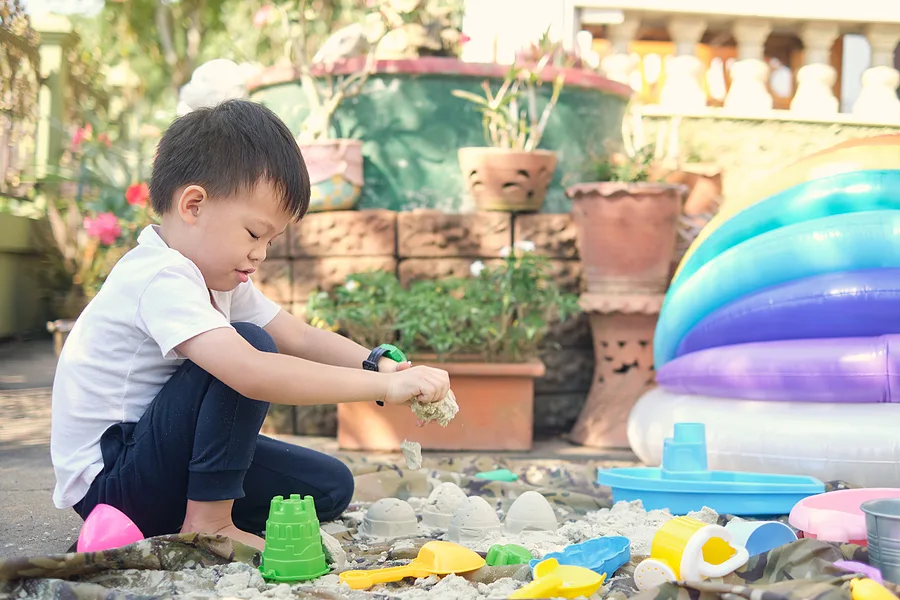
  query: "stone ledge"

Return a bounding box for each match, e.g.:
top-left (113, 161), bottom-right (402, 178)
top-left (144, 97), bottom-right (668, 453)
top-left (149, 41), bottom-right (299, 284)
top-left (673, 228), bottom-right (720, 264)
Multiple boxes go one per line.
top-left (397, 210), bottom-right (512, 258)
top-left (513, 213), bottom-right (579, 259)
top-left (291, 210), bottom-right (396, 258)
top-left (642, 104), bottom-right (900, 128)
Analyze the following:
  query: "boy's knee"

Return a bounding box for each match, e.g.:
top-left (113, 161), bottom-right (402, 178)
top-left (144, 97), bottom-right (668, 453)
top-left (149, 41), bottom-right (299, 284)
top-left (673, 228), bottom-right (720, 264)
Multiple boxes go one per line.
top-left (232, 322), bottom-right (277, 354)
top-left (319, 462), bottom-right (355, 522)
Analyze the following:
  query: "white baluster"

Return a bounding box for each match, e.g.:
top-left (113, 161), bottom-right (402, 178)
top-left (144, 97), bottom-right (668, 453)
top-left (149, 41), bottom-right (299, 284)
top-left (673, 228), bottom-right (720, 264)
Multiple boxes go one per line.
top-left (790, 22), bottom-right (840, 115)
top-left (852, 24), bottom-right (900, 121)
top-left (599, 16), bottom-right (641, 86)
top-left (660, 16), bottom-right (708, 111)
top-left (724, 19), bottom-right (773, 112)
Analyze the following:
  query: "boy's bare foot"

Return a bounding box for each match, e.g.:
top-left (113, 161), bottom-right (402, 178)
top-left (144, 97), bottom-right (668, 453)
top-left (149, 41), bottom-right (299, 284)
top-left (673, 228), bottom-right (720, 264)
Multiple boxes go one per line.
top-left (181, 498), bottom-right (266, 552)
top-left (207, 523), bottom-right (266, 552)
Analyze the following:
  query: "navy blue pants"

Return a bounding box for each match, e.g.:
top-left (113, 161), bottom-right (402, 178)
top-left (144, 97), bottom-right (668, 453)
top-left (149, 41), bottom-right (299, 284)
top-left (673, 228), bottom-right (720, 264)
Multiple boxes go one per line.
top-left (73, 322), bottom-right (354, 537)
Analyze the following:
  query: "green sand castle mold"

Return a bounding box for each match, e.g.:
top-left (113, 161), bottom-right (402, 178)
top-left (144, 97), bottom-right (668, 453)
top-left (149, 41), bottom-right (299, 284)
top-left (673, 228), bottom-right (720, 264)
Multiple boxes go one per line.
top-left (486, 543), bottom-right (534, 566)
top-left (259, 494), bottom-right (329, 582)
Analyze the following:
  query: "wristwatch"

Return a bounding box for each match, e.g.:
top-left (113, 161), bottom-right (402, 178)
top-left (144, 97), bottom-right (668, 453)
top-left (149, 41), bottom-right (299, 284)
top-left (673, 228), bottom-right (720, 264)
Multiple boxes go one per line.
top-left (364, 343), bottom-right (408, 406)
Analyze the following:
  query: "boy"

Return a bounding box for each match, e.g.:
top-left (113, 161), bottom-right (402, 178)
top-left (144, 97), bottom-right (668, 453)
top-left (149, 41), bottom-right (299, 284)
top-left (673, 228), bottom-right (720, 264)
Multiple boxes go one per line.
top-left (50, 99), bottom-right (450, 552)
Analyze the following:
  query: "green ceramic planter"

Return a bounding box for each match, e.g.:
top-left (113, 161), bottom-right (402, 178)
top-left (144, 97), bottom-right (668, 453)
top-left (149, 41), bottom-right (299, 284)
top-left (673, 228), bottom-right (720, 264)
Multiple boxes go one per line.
top-left (248, 58), bottom-right (630, 213)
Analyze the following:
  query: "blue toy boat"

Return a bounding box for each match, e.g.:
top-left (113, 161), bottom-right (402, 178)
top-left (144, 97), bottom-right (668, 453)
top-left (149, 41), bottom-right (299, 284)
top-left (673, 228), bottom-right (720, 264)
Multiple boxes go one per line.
top-left (529, 536), bottom-right (630, 576)
top-left (597, 423), bottom-right (824, 516)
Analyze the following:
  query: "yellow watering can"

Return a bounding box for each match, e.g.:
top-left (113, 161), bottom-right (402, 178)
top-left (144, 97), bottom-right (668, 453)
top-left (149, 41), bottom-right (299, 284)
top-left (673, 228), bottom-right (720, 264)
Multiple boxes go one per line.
top-left (633, 516), bottom-right (749, 591)
top-left (508, 558), bottom-right (607, 599)
top-left (339, 541), bottom-right (485, 590)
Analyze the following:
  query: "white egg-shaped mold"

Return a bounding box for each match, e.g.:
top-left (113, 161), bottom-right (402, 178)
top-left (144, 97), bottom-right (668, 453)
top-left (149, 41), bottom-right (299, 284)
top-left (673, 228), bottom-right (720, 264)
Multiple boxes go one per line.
top-left (503, 491), bottom-right (558, 534)
top-left (358, 498), bottom-right (419, 539)
top-left (422, 482), bottom-right (468, 529)
top-left (447, 496), bottom-right (503, 543)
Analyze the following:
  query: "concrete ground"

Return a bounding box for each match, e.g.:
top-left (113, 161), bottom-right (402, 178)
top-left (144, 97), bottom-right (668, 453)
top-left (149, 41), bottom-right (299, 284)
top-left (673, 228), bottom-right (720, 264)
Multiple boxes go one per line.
top-left (0, 337), bottom-right (636, 560)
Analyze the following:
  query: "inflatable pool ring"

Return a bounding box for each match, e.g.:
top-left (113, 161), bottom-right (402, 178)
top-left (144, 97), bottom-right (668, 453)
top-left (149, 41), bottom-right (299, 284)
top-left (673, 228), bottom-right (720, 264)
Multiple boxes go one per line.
top-left (627, 387), bottom-right (900, 488)
top-left (674, 269), bottom-right (900, 357)
top-left (667, 170), bottom-right (900, 296)
top-left (674, 144), bottom-right (900, 282)
top-left (799, 133), bottom-right (900, 162)
top-left (658, 334), bottom-right (900, 403)
top-left (723, 138), bottom-right (900, 212)
top-left (655, 210), bottom-right (900, 367)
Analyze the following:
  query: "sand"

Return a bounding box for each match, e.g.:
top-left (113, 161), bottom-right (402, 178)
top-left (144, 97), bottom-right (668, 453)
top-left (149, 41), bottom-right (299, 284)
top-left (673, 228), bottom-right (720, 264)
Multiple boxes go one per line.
top-left (409, 389), bottom-right (459, 427)
top-left (61, 494), bottom-right (720, 599)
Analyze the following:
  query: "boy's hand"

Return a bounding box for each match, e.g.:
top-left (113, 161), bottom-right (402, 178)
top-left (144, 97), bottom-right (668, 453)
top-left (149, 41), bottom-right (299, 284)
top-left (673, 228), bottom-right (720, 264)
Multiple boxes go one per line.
top-left (382, 365), bottom-right (450, 406)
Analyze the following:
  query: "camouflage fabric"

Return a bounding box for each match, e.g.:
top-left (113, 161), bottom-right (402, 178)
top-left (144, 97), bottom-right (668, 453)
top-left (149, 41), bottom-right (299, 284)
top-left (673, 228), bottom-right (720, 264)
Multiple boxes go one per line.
top-left (0, 453), bottom-right (894, 600)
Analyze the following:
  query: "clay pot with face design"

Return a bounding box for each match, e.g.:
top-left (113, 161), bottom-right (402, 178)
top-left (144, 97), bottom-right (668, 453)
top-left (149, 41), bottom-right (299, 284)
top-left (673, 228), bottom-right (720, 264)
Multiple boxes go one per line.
top-left (457, 147), bottom-right (558, 213)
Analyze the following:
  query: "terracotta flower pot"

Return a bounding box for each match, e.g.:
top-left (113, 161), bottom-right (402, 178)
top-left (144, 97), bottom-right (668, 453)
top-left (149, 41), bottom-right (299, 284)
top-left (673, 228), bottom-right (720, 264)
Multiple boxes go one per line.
top-left (298, 139), bottom-right (364, 212)
top-left (664, 163), bottom-right (723, 216)
top-left (457, 147), bottom-right (557, 212)
top-left (337, 359), bottom-right (546, 451)
top-left (567, 182), bottom-right (687, 294)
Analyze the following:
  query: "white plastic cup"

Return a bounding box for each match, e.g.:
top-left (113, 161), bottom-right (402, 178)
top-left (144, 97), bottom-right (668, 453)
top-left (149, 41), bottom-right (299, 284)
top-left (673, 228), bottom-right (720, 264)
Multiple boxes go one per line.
top-left (724, 520), bottom-right (797, 557)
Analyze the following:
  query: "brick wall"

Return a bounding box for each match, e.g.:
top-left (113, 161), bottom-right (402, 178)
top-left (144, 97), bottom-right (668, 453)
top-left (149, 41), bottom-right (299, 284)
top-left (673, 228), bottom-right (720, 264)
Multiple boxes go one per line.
top-left (259, 209), bottom-right (593, 439)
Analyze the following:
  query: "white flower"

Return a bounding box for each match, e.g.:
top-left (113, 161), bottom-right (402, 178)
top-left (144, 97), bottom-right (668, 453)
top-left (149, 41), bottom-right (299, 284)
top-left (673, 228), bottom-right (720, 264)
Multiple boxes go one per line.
top-left (345, 280), bottom-right (360, 292)
top-left (499, 246), bottom-right (511, 258)
top-left (515, 240), bottom-right (536, 253)
top-left (470, 260), bottom-right (486, 277)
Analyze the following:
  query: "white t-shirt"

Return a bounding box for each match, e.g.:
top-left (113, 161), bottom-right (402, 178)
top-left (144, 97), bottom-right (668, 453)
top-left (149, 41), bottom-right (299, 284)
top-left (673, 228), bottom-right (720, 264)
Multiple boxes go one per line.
top-left (50, 224), bottom-right (282, 509)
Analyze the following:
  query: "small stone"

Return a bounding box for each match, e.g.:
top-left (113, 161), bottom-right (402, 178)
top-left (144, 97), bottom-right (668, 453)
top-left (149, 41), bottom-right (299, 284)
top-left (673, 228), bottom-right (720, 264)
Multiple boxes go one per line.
top-left (400, 439), bottom-right (422, 470)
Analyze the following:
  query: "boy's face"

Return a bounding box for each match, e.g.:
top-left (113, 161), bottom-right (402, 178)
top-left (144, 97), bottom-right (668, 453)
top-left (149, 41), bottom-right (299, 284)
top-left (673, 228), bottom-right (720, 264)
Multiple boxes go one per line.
top-left (179, 179), bottom-right (292, 292)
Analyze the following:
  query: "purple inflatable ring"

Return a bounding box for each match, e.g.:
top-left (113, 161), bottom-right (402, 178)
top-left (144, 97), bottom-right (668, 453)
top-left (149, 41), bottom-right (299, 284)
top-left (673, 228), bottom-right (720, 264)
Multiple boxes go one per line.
top-left (675, 269), bottom-right (900, 358)
top-left (658, 334), bottom-right (900, 403)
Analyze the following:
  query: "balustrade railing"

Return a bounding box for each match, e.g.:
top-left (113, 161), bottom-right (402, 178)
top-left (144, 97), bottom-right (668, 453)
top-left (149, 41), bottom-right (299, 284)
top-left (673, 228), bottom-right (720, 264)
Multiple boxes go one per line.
top-left (462, 0), bottom-right (900, 122)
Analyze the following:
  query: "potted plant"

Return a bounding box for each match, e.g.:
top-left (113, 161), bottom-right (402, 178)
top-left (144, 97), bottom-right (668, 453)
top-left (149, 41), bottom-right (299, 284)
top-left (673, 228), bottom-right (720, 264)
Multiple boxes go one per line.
top-left (451, 52), bottom-right (566, 213)
top-left (566, 107), bottom-right (689, 294)
top-left (307, 244), bottom-right (579, 451)
top-left (371, 0), bottom-right (467, 60)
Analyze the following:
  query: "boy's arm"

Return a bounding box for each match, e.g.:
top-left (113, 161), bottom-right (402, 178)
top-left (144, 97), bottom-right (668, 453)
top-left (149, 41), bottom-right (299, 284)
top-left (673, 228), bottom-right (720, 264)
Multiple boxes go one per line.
top-left (176, 326), bottom-right (447, 406)
top-left (264, 309), bottom-right (404, 372)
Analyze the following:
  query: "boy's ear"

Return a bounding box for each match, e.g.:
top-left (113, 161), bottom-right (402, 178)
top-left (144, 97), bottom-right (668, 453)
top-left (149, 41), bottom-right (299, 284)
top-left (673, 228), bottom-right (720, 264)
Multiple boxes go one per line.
top-left (177, 185), bottom-right (208, 224)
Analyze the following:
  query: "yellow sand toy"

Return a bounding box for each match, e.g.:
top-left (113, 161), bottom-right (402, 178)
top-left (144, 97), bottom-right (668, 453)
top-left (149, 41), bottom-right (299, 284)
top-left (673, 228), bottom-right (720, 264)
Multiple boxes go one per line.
top-left (633, 516), bottom-right (749, 591)
top-left (850, 578), bottom-right (900, 600)
top-left (339, 541), bottom-right (485, 590)
top-left (508, 558), bottom-right (607, 599)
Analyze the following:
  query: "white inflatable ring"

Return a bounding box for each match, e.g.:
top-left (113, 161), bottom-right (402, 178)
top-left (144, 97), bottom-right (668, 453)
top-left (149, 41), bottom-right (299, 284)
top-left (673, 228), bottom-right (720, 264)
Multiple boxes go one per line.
top-left (627, 387), bottom-right (900, 488)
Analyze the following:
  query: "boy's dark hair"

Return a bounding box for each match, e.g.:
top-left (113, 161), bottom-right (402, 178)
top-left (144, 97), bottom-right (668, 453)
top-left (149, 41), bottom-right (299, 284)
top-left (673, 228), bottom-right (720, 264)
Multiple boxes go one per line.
top-left (149, 99), bottom-right (310, 220)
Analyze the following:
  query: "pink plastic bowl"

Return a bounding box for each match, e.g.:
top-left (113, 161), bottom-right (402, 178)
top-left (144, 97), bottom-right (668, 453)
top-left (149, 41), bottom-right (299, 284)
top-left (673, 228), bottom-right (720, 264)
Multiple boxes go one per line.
top-left (789, 488), bottom-right (900, 545)
top-left (76, 504), bottom-right (145, 553)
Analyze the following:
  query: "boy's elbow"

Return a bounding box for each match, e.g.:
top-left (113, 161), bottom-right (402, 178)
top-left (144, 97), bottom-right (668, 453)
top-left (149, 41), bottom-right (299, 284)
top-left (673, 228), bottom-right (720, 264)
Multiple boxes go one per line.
top-left (216, 349), bottom-right (270, 401)
top-left (178, 328), bottom-right (272, 401)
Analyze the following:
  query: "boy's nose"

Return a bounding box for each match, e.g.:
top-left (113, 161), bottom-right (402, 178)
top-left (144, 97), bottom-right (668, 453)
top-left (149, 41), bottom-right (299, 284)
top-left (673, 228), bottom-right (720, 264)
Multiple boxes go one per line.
top-left (249, 246), bottom-right (266, 263)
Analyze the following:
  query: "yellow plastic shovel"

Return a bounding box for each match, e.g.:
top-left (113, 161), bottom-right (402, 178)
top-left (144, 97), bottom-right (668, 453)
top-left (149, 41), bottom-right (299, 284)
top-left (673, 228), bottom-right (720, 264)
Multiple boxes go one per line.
top-left (508, 558), bottom-right (607, 599)
top-left (339, 541), bottom-right (486, 590)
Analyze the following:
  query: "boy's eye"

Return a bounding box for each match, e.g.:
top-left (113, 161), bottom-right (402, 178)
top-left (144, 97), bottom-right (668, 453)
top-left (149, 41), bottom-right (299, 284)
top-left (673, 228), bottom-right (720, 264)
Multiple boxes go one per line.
top-left (247, 229), bottom-right (260, 240)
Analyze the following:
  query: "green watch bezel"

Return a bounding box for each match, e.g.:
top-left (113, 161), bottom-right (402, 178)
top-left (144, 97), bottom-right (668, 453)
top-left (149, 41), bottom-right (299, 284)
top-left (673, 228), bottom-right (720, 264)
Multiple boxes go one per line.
top-left (379, 343), bottom-right (407, 363)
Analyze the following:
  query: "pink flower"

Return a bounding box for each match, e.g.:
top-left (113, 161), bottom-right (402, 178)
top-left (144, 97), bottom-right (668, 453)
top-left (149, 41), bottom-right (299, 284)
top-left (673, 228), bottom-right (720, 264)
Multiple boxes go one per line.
top-left (253, 5), bottom-right (277, 27)
top-left (97, 132), bottom-right (112, 148)
top-left (84, 212), bottom-right (122, 245)
top-left (460, 33), bottom-right (471, 45)
top-left (70, 124), bottom-right (92, 151)
top-left (125, 182), bottom-right (149, 207)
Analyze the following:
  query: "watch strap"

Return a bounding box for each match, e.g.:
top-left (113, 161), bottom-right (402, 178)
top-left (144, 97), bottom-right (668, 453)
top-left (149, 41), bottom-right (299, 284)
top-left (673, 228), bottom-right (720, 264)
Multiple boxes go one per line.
top-left (364, 344), bottom-right (408, 406)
